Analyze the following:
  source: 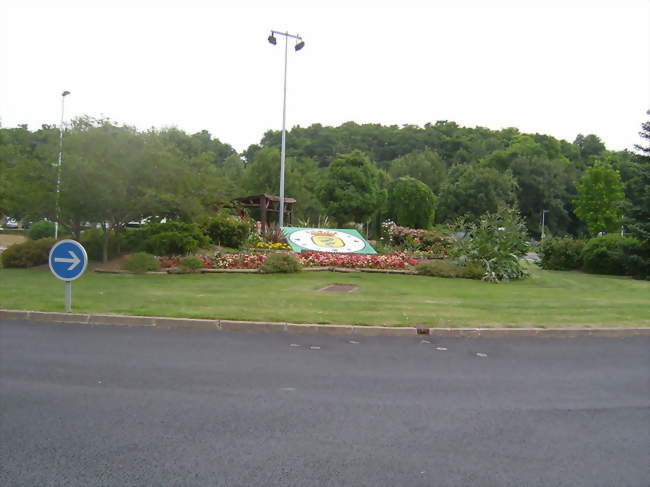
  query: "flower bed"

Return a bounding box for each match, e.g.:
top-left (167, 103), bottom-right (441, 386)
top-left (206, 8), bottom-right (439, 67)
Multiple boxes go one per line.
top-left (381, 220), bottom-right (452, 258)
top-left (158, 251), bottom-right (419, 271)
top-left (254, 241), bottom-right (291, 250)
top-left (298, 251), bottom-right (419, 270)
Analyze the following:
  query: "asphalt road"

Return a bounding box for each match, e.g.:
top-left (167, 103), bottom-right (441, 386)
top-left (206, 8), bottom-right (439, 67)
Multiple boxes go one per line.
top-left (1, 319), bottom-right (648, 487)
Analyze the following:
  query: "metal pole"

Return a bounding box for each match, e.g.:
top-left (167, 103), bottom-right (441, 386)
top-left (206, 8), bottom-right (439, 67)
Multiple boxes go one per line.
top-left (64, 280), bottom-right (72, 313)
top-left (54, 92), bottom-right (69, 240)
top-left (278, 32), bottom-right (289, 228)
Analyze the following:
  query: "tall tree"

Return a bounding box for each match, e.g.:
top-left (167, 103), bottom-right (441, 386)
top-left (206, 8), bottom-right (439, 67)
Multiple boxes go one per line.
top-left (386, 176), bottom-right (437, 229)
top-left (317, 150), bottom-right (382, 225)
top-left (388, 149), bottom-right (447, 194)
top-left (437, 164), bottom-right (517, 223)
top-left (573, 160), bottom-right (625, 235)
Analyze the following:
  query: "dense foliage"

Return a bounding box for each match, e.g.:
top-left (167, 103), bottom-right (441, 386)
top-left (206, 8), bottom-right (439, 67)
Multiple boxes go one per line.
top-left (198, 213), bottom-right (252, 249)
top-left (317, 150), bottom-right (382, 225)
top-left (386, 176), bottom-right (436, 229)
top-left (126, 221), bottom-right (210, 256)
top-left (259, 252), bottom-right (302, 273)
top-left (80, 228), bottom-right (122, 261)
top-left (538, 237), bottom-right (586, 271)
top-left (573, 160), bottom-right (625, 235)
top-left (449, 208), bottom-right (530, 282)
top-left (415, 260), bottom-right (484, 279)
top-left (2, 113), bottom-right (649, 252)
top-left (1, 238), bottom-right (55, 268)
top-left (27, 220), bottom-right (55, 240)
top-left (582, 234), bottom-right (645, 277)
top-left (123, 252), bottom-right (161, 273)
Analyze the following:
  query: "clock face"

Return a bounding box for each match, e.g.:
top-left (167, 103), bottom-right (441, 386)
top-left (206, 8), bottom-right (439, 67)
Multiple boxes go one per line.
top-left (289, 229), bottom-right (366, 253)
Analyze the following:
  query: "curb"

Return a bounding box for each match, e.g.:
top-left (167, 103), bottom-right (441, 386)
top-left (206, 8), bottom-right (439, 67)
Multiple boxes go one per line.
top-left (1, 309), bottom-right (648, 337)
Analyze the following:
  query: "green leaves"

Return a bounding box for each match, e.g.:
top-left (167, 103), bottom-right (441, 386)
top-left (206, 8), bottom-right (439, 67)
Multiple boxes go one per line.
top-left (573, 160), bottom-right (625, 235)
top-left (317, 150), bottom-right (382, 225)
top-left (386, 176), bottom-right (437, 229)
top-left (449, 208), bottom-right (529, 283)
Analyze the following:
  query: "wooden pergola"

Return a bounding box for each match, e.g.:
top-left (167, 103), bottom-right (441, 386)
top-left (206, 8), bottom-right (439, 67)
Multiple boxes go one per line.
top-left (231, 194), bottom-right (296, 230)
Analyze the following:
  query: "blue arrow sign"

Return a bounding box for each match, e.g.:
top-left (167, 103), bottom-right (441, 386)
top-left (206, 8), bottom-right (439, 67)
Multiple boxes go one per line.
top-left (49, 240), bottom-right (88, 281)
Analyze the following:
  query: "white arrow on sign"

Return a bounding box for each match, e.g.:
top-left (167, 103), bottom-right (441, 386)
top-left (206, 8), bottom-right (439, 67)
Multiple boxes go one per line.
top-left (54, 250), bottom-right (81, 271)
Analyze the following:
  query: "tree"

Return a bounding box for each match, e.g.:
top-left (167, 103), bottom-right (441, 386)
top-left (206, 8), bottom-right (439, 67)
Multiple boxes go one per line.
top-left (436, 164), bottom-right (517, 223)
top-left (317, 150), bottom-right (382, 225)
top-left (388, 149), bottom-right (447, 194)
top-left (574, 134), bottom-right (606, 160)
top-left (624, 110), bottom-right (650, 245)
top-left (386, 176), bottom-right (437, 229)
top-left (573, 160), bottom-right (625, 235)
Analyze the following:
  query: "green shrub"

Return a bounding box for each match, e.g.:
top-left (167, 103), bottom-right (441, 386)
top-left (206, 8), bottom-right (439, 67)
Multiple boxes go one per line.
top-left (260, 252), bottom-right (301, 273)
top-left (538, 237), bottom-right (586, 270)
top-left (28, 221), bottom-right (55, 240)
top-left (125, 222), bottom-right (210, 256)
top-left (181, 256), bottom-right (204, 271)
top-left (123, 252), bottom-right (160, 273)
top-left (415, 260), bottom-right (485, 279)
top-left (1, 238), bottom-right (56, 268)
top-left (416, 260), bottom-right (462, 278)
top-left (461, 262), bottom-right (486, 280)
top-left (449, 208), bottom-right (529, 282)
top-left (80, 228), bottom-right (122, 261)
top-left (199, 213), bottom-right (252, 249)
top-left (582, 234), bottom-right (644, 276)
top-left (386, 176), bottom-right (437, 229)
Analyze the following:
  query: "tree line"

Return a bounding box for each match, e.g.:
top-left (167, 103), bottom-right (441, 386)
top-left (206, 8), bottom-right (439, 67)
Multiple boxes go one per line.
top-left (1, 114), bottom-right (648, 243)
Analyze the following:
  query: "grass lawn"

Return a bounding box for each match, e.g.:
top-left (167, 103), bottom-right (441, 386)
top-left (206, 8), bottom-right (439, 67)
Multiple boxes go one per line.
top-left (0, 265), bottom-right (648, 328)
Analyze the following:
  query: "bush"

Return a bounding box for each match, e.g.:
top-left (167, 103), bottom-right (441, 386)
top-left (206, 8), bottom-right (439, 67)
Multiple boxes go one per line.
top-left (386, 176), bottom-right (437, 229)
top-left (449, 208), bottom-right (529, 282)
top-left (1, 238), bottom-right (55, 268)
top-left (28, 221), bottom-right (55, 240)
top-left (538, 237), bottom-right (586, 270)
top-left (259, 252), bottom-right (301, 273)
top-left (582, 234), bottom-right (644, 276)
top-left (125, 222), bottom-right (210, 256)
top-left (181, 255), bottom-right (204, 271)
top-left (415, 260), bottom-right (484, 279)
top-left (123, 252), bottom-right (160, 273)
top-left (80, 228), bottom-right (122, 261)
top-left (416, 260), bottom-right (462, 278)
top-left (199, 213), bottom-right (252, 249)
top-left (381, 221), bottom-right (453, 257)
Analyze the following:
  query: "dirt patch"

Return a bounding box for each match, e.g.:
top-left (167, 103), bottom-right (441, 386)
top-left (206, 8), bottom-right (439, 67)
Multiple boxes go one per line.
top-left (319, 284), bottom-right (359, 293)
top-left (0, 234), bottom-right (27, 248)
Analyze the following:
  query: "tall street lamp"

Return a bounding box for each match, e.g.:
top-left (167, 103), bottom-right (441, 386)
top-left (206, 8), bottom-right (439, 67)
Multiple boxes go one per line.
top-left (54, 90), bottom-right (71, 240)
top-left (541, 209), bottom-right (549, 240)
top-left (268, 30), bottom-right (305, 227)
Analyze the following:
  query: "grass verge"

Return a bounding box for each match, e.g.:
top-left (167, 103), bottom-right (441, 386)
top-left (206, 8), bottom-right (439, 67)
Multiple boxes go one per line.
top-left (0, 265), bottom-right (648, 328)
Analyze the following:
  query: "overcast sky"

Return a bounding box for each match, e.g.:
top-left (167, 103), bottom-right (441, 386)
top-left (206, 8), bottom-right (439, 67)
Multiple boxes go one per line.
top-left (1, 0), bottom-right (648, 153)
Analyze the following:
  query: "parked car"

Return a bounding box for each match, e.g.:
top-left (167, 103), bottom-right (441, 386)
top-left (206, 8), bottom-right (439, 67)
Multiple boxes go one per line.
top-left (3, 218), bottom-right (19, 229)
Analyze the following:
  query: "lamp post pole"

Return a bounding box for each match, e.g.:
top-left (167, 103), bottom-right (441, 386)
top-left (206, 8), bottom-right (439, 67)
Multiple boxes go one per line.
top-left (268, 30), bottom-right (304, 228)
top-left (541, 209), bottom-right (549, 240)
top-left (54, 90), bottom-right (70, 240)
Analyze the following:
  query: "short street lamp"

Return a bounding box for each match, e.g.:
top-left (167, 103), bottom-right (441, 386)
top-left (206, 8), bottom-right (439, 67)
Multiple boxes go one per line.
top-left (54, 90), bottom-right (71, 240)
top-left (267, 30), bottom-right (305, 227)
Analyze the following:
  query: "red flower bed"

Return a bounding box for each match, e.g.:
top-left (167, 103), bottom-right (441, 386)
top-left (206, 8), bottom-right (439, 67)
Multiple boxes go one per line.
top-left (160, 251), bottom-right (419, 271)
top-left (299, 251), bottom-right (419, 269)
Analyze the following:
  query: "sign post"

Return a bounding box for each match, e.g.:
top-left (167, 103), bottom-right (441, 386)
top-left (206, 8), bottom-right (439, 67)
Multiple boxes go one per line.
top-left (48, 240), bottom-right (88, 312)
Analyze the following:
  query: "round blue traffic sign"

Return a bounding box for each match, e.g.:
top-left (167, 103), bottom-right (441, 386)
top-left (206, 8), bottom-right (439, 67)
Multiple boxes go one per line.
top-left (48, 240), bottom-right (88, 281)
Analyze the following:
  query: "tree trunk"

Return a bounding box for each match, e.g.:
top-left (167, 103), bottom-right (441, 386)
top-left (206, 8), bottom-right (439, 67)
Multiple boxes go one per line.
top-left (72, 219), bottom-right (81, 241)
top-left (115, 224), bottom-right (122, 254)
top-left (101, 222), bottom-right (109, 264)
